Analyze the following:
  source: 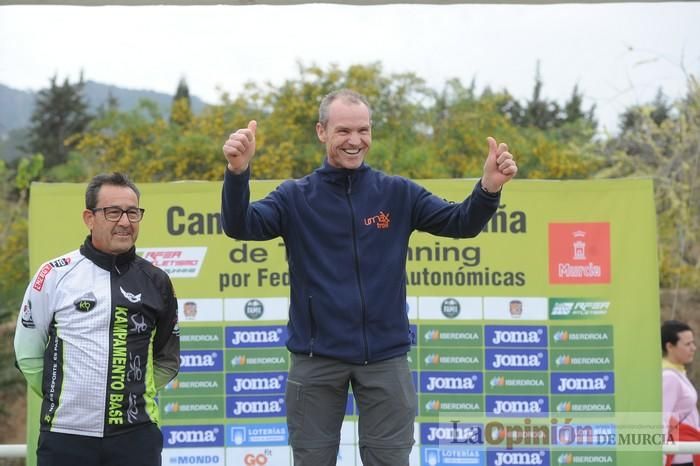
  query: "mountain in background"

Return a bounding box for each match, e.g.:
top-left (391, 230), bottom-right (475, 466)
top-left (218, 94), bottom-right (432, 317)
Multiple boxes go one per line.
top-left (0, 81), bottom-right (210, 160)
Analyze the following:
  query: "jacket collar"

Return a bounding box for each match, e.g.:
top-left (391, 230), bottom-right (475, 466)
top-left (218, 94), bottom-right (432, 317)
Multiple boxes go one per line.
top-left (315, 158), bottom-right (370, 186)
top-left (80, 235), bottom-right (136, 273)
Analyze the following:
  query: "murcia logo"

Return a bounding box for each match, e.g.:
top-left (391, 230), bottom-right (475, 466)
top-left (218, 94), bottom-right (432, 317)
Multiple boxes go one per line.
top-left (245, 299), bottom-right (264, 320)
top-left (363, 211), bottom-right (390, 229)
top-left (441, 298), bottom-right (461, 318)
top-left (120, 286), bottom-right (142, 303)
top-left (74, 292), bottom-right (97, 312)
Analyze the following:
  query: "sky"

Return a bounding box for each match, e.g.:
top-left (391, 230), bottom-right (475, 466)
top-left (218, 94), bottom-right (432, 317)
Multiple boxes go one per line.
top-left (1, 3), bottom-right (699, 134)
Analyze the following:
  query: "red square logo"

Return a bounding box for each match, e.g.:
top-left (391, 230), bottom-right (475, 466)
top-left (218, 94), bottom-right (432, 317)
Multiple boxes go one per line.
top-left (549, 222), bottom-right (611, 284)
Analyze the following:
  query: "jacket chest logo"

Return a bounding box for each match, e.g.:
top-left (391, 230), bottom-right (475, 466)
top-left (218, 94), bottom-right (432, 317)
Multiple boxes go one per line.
top-left (363, 211), bottom-right (391, 230)
top-left (120, 286), bottom-right (142, 303)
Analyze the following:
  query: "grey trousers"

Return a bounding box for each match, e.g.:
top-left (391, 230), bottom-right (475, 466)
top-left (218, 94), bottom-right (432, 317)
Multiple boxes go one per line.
top-left (285, 353), bottom-right (417, 466)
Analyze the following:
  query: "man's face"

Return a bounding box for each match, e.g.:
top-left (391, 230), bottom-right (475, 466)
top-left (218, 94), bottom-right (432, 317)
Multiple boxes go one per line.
top-left (184, 303), bottom-right (197, 318)
top-left (316, 99), bottom-right (372, 170)
top-left (83, 185), bottom-right (140, 255)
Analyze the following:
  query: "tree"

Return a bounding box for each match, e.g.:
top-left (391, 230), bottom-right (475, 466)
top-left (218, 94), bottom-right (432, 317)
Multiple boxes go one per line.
top-left (171, 77), bottom-right (193, 127)
top-left (596, 76), bottom-right (700, 304)
top-left (24, 74), bottom-right (93, 168)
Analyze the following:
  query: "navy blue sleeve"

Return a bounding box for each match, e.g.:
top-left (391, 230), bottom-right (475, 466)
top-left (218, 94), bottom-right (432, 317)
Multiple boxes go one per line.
top-left (412, 179), bottom-right (500, 238)
top-left (220, 167), bottom-right (286, 241)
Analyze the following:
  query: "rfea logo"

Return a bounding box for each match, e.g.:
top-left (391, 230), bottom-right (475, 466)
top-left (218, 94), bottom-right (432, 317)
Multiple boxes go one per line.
top-left (549, 223), bottom-right (610, 284)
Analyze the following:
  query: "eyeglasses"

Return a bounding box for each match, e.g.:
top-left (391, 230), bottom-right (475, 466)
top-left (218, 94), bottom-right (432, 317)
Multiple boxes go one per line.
top-left (91, 206), bottom-right (145, 223)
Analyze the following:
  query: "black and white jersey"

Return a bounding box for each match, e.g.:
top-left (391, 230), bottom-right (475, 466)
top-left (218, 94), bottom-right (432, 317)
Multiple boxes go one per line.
top-left (14, 237), bottom-right (180, 437)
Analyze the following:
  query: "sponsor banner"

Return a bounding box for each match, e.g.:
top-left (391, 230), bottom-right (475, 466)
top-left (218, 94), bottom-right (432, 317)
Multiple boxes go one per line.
top-left (408, 347), bottom-right (419, 370)
top-left (336, 445), bottom-right (356, 465)
top-left (421, 422), bottom-right (484, 446)
top-left (485, 396), bottom-right (549, 417)
top-left (162, 425), bottom-right (225, 448)
top-left (420, 371), bottom-right (483, 394)
top-left (420, 325), bottom-right (483, 347)
top-left (483, 297), bottom-right (548, 321)
top-left (420, 394), bottom-right (484, 416)
top-left (550, 372), bottom-right (615, 395)
top-left (180, 350), bottom-right (224, 373)
top-left (161, 396), bottom-right (225, 420)
top-left (485, 326), bottom-right (548, 347)
top-left (340, 421), bottom-right (356, 444)
top-left (226, 348), bottom-right (290, 372)
top-left (548, 222), bottom-right (611, 285)
top-left (417, 297), bottom-right (483, 320)
top-left (178, 298), bottom-right (224, 322)
top-left (180, 326), bottom-right (224, 350)
top-left (420, 348), bottom-right (483, 371)
top-left (486, 449), bottom-right (549, 466)
top-left (421, 446), bottom-right (485, 466)
top-left (226, 372), bottom-right (287, 395)
top-left (226, 423), bottom-right (288, 447)
top-left (162, 373), bottom-right (225, 396)
top-left (551, 424), bottom-right (617, 447)
top-left (550, 449), bottom-right (616, 465)
top-left (485, 349), bottom-right (548, 371)
top-left (224, 297), bottom-right (289, 321)
top-left (346, 393), bottom-right (355, 416)
top-left (410, 324), bottom-right (418, 346)
top-left (407, 296), bottom-right (419, 320)
top-left (161, 447), bottom-right (225, 465)
top-left (227, 396), bottom-right (286, 418)
top-left (548, 299), bottom-right (610, 320)
top-left (550, 348), bottom-right (614, 372)
top-left (225, 326), bottom-right (288, 348)
top-left (551, 395), bottom-right (615, 415)
top-left (549, 326), bottom-right (614, 347)
top-left (485, 372), bottom-right (549, 395)
top-left (225, 446), bottom-right (290, 466)
top-left (138, 247), bottom-right (207, 278)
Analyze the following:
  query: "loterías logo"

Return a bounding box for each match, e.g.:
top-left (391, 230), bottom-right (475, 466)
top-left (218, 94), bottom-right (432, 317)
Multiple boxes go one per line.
top-left (548, 223), bottom-right (610, 284)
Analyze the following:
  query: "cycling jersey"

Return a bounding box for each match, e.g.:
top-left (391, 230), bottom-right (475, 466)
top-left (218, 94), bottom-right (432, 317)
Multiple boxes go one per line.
top-left (14, 236), bottom-right (180, 437)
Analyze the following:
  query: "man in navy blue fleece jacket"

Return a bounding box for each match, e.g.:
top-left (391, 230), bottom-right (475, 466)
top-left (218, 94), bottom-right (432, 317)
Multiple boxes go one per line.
top-left (221, 89), bottom-right (517, 466)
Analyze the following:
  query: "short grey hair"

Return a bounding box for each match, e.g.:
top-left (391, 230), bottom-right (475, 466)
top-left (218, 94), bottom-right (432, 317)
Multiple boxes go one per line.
top-left (85, 172), bottom-right (140, 209)
top-left (318, 89), bottom-right (372, 127)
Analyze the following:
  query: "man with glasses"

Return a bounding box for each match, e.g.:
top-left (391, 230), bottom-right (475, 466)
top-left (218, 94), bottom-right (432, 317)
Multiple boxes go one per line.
top-left (14, 172), bottom-right (180, 466)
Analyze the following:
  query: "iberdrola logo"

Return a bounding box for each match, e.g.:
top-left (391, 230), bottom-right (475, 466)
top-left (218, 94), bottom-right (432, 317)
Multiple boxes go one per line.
top-left (556, 401), bottom-right (572, 412)
top-left (558, 453), bottom-right (574, 464)
top-left (553, 331), bottom-right (570, 342)
top-left (231, 355), bottom-right (247, 366)
top-left (164, 379), bottom-right (180, 391)
top-left (425, 400), bottom-right (441, 411)
top-left (490, 376), bottom-right (506, 387)
top-left (556, 355), bottom-right (572, 366)
top-left (424, 330), bottom-right (440, 341)
top-left (164, 402), bottom-right (180, 413)
top-left (424, 354), bottom-right (440, 365)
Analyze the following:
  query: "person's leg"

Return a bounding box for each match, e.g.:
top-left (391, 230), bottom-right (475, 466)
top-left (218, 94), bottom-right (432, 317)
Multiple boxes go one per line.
top-left (286, 353), bottom-right (351, 466)
top-left (101, 423), bottom-right (163, 466)
top-left (351, 355), bottom-right (416, 466)
top-left (37, 431), bottom-right (100, 466)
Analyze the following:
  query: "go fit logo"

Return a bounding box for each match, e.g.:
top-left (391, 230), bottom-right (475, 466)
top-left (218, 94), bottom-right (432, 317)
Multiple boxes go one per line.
top-left (548, 223), bottom-right (610, 284)
top-left (244, 452), bottom-right (269, 465)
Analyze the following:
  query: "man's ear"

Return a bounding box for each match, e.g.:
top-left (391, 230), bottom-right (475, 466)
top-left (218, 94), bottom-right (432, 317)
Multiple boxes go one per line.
top-left (82, 209), bottom-right (94, 231)
top-left (316, 122), bottom-right (326, 143)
